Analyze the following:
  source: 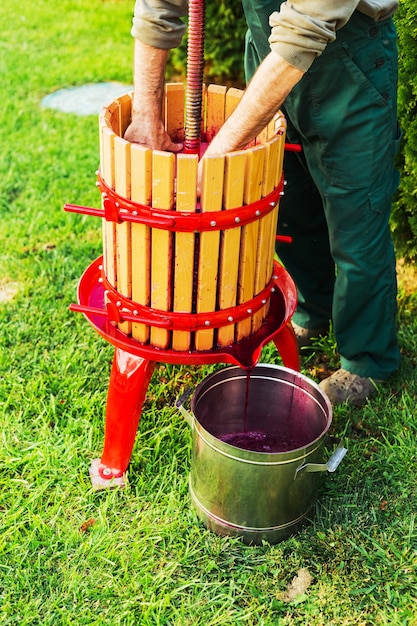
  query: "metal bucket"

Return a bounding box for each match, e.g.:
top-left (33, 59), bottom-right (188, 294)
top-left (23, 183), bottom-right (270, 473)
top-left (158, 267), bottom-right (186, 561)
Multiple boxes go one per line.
top-left (177, 364), bottom-right (346, 544)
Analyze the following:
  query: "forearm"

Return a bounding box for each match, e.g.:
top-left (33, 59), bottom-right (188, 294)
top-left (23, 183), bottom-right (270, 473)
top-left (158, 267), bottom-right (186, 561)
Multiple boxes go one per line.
top-left (131, 39), bottom-right (168, 121)
top-left (204, 52), bottom-right (304, 156)
top-left (124, 39), bottom-right (182, 151)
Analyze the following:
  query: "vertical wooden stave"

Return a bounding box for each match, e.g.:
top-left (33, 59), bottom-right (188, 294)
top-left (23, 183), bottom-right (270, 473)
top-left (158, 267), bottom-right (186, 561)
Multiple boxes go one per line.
top-left (116, 93), bottom-right (133, 138)
top-left (114, 136), bottom-right (132, 335)
top-left (131, 144), bottom-right (152, 343)
top-left (195, 155), bottom-right (225, 351)
top-left (99, 123), bottom-right (117, 290)
top-left (173, 154), bottom-right (198, 351)
top-left (150, 151), bottom-right (175, 349)
top-left (251, 134), bottom-right (281, 333)
top-left (264, 115), bottom-right (287, 290)
top-left (236, 145), bottom-right (265, 341)
top-left (217, 151), bottom-right (246, 347)
top-left (205, 85), bottom-right (227, 141)
top-left (165, 83), bottom-right (185, 143)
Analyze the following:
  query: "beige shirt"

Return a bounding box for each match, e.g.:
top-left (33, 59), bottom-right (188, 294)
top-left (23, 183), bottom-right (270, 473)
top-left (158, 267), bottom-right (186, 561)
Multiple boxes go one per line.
top-left (132, 0), bottom-right (398, 71)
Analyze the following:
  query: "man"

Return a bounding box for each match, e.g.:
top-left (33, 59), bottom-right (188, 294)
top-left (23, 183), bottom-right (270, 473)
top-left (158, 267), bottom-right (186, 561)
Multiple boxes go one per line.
top-left (125, 0), bottom-right (401, 406)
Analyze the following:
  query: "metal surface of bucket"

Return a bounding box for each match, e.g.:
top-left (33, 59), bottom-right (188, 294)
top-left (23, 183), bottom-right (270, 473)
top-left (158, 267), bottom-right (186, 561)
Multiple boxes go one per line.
top-left (188, 364), bottom-right (335, 544)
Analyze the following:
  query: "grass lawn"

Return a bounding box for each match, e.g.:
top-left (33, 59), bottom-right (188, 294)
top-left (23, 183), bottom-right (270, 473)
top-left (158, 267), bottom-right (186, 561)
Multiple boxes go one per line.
top-left (0, 1), bottom-right (416, 624)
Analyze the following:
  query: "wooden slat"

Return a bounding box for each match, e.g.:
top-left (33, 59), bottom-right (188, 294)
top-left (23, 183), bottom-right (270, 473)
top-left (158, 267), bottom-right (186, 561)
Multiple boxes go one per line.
top-left (116, 93), bottom-right (133, 138)
top-left (225, 87), bottom-right (243, 121)
top-left (263, 114), bottom-right (287, 292)
top-left (150, 151), bottom-right (175, 348)
top-left (114, 136), bottom-right (132, 335)
top-left (205, 85), bottom-right (227, 142)
top-left (276, 114), bottom-right (287, 181)
top-left (131, 143), bottom-right (152, 343)
top-left (251, 135), bottom-right (281, 333)
top-left (264, 126), bottom-right (287, 289)
top-left (165, 83), bottom-right (185, 142)
top-left (102, 100), bottom-right (120, 134)
top-left (217, 151), bottom-right (246, 347)
top-left (236, 144), bottom-right (265, 341)
top-left (172, 154), bottom-right (198, 351)
top-left (195, 155), bottom-right (225, 350)
top-left (100, 125), bottom-right (117, 288)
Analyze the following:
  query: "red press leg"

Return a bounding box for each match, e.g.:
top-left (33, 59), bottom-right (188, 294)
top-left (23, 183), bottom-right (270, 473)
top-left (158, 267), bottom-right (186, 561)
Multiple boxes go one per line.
top-left (89, 348), bottom-right (156, 488)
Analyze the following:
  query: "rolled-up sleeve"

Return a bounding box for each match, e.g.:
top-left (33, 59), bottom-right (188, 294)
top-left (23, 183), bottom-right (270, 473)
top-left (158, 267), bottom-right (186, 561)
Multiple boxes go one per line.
top-left (131, 0), bottom-right (188, 49)
top-left (269, 0), bottom-right (359, 71)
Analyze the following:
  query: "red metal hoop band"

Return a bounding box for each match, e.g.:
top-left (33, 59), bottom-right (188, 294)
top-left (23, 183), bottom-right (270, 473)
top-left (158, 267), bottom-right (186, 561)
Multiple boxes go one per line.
top-left (64, 173), bottom-right (284, 233)
top-left (70, 266), bottom-right (279, 331)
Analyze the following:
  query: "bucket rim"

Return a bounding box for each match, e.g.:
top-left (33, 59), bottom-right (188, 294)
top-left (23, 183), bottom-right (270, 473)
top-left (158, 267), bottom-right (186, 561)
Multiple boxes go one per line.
top-left (190, 363), bottom-right (332, 460)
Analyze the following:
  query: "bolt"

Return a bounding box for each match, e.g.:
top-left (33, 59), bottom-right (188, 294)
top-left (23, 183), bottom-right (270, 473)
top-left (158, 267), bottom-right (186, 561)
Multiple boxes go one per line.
top-left (235, 216), bottom-right (240, 223)
top-left (228, 316), bottom-right (234, 322)
top-left (210, 220), bottom-right (217, 227)
top-left (204, 320), bottom-right (210, 326)
top-left (102, 468), bottom-right (112, 477)
top-left (255, 210), bottom-right (261, 217)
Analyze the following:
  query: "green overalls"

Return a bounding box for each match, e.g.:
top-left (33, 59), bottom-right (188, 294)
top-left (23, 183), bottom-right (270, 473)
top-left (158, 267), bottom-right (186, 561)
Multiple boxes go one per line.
top-left (242, 1), bottom-right (401, 379)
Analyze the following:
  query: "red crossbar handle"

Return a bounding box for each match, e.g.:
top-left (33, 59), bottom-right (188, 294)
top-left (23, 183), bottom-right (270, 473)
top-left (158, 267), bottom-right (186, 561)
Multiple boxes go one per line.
top-left (284, 143), bottom-right (302, 152)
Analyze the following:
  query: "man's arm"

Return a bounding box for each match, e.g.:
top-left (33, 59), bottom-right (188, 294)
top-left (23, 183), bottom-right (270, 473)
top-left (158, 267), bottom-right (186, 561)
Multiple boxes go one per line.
top-left (124, 39), bottom-right (183, 151)
top-left (204, 51), bottom-right (304, 156)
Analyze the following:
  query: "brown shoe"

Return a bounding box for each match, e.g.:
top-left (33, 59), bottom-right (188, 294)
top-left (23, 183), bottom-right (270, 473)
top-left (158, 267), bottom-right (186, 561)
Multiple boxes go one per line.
top-left (292, 321), bottom-right (328, 350)
top-left (319, 369), bottom-right (380, 406)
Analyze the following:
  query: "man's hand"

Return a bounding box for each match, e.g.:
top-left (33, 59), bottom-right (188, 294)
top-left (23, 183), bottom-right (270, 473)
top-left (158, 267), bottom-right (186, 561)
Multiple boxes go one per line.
top-left (124, 118), bottom-right (183, 152)
top-left (124, 39), bottom-right (183, 152)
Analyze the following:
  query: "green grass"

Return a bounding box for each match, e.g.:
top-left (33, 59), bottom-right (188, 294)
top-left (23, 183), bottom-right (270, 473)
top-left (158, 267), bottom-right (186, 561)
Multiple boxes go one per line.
top-left (1, 1), bottom-right (416, 624)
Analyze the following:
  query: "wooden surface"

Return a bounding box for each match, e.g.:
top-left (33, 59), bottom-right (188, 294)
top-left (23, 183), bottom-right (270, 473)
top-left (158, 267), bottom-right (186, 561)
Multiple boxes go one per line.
top-left (195, 154), bottom-right (225, 351)
top-left (150, 151), bottom-right (175, 349)
top-left (173, 154), bottom-right (198, 351)
top-left (131, 143), bottom-right (152, 343)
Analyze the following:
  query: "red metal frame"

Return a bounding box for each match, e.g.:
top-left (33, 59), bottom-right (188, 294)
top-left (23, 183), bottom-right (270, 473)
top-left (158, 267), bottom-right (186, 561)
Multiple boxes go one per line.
top-left (74, 256), bottom-right (299, 486)
top-left (65, 145), bottom-right (303, 487)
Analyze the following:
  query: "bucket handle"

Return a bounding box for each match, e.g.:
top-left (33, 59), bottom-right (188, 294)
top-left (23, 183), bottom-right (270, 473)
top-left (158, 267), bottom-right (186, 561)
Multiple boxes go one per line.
top-left (175, 389), bottom-right (195, 428)
top-left (294, 443), bottom-right (347, 478)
